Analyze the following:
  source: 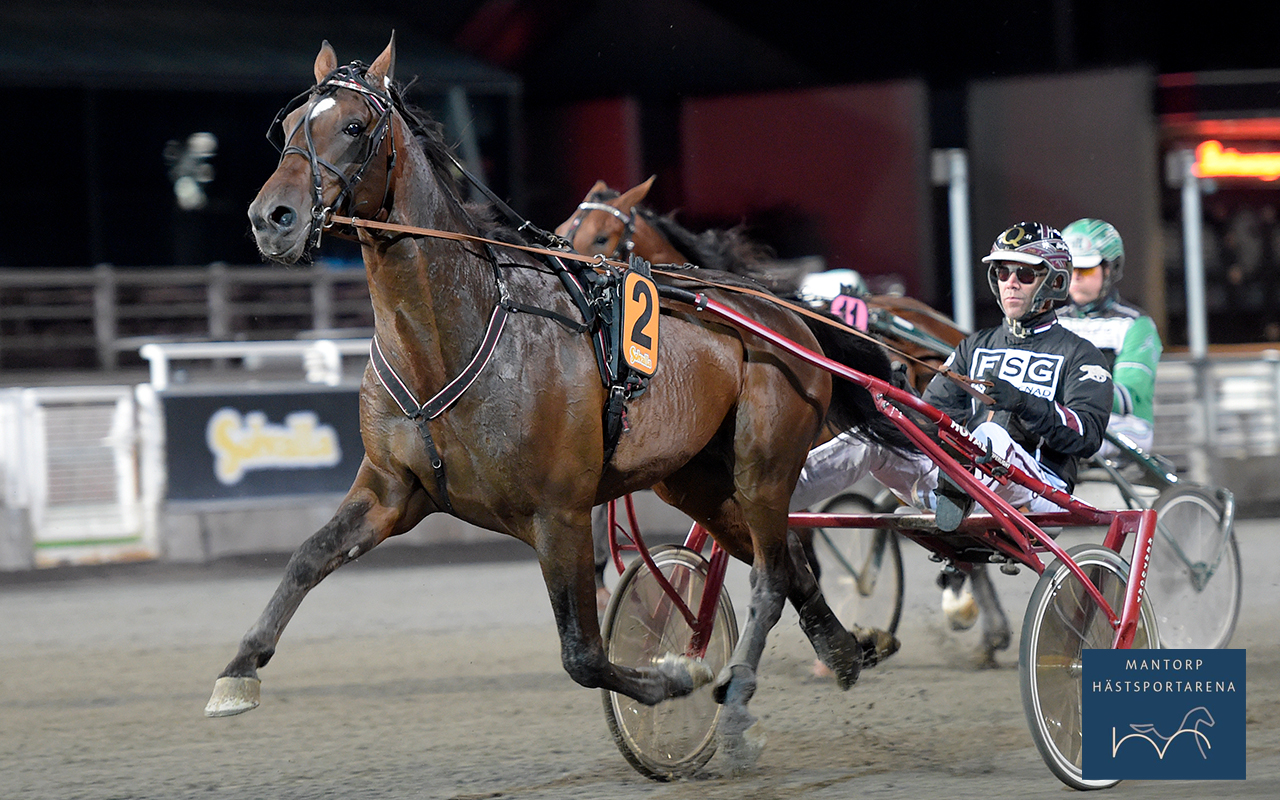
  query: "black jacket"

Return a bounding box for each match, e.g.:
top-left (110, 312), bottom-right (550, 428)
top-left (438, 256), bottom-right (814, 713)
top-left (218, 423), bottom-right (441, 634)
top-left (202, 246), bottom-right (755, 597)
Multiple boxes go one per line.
top-left (921, 309), bottom-right (1112, 489)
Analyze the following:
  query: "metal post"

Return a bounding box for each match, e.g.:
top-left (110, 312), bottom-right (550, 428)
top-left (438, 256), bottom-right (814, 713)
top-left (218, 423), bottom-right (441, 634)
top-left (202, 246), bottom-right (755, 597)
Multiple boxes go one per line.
top-left (1178, 150), bottom-right (1212, 484)
top-left (1181, 151), bottom-right (1208, 360)
top-left (311, 263), bottom-right (334, 332)
top-left (92, 263), bottom-right (118, 370)
top-left (933, 149), bottom-right (974, 332)
top-left (207, 262), bottom-right (229, 340)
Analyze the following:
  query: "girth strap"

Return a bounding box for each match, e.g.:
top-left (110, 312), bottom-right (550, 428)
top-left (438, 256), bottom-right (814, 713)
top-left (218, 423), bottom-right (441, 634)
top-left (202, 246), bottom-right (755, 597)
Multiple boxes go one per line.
top-left (369, 304), bottom-right (511, 514)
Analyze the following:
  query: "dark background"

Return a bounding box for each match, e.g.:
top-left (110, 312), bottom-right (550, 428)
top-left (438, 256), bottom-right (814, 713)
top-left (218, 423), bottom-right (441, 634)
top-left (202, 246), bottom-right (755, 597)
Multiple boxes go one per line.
top-left (5, 0), bottom-right (1280, 341)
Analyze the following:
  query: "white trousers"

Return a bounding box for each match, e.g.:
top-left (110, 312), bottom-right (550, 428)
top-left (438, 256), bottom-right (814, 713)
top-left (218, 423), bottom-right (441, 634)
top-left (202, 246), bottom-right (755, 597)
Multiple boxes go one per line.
top-left (1098, 413), bottom-right (1154, 461)
top-left (791, 422), bottom-right (1067, 514)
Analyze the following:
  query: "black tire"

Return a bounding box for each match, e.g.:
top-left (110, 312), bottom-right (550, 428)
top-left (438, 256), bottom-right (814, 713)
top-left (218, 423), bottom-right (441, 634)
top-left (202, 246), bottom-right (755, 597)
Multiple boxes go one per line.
top-left (1145, 486), bottom-right (1242, 649)
top-left (1019, 544), bottom-right (1160, 791)
top-left (809, 493), bottom-right (905, 635)
top-left (600, 545), bottom-right (738, 780)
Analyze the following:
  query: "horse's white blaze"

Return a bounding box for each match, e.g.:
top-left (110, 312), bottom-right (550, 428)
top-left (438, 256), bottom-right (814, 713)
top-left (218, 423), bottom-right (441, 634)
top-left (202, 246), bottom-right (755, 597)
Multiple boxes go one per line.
top-left (309, 97), bottom-right (337, 119)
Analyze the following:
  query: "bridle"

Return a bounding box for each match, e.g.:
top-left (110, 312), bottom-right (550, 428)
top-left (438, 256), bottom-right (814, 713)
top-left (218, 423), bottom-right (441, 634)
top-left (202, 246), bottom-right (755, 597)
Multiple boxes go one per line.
top-left (560, 198), bottom-right (637, 261)
top-left (268, 61), bottom-right (398, 249)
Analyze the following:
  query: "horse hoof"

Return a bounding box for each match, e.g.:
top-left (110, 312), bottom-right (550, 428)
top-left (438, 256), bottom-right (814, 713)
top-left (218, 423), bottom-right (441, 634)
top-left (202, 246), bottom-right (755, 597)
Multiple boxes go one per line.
top-left (941, 585), bottom-right (978, 631)
top-left (204, 676), bottom-right (261, 717)
top-left (984, 630), bottom-right (1012, 653)
top-left (719, 721), bottom-right (767, 774)
top-left (851, 625), bottom-right (901, 669)
top-left (656, 653), bottom-right (714, 695)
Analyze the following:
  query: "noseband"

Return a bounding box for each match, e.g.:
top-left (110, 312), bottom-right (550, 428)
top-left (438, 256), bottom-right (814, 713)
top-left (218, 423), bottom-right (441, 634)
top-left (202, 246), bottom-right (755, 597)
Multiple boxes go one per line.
top-left (268, 62), bottom-right (398, 249)
top-left (562, 200), bottom-right (637, 261)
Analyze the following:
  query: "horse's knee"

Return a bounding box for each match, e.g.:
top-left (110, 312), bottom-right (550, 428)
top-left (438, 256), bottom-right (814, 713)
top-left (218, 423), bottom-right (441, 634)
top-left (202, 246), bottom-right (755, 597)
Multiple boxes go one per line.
top-left (560, 641), bottom-right (608, 689)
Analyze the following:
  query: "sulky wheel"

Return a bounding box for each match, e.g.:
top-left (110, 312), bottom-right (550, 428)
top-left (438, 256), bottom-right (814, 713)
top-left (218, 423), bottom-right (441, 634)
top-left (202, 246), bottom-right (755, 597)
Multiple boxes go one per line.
top-left (600, 544), bottom-right (738, 780)
top-left (1019, 543), bottom-right (1159, 791)
top-left (809, 493), bottom-right (904, 635)
top-left (1144, 486), bottom-right (1242, 649)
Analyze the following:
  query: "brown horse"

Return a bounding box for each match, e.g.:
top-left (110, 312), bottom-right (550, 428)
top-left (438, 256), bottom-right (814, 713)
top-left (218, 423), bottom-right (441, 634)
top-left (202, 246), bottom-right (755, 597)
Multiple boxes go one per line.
top-left (558, 179), bottom-right (1014, 664)
top-left (555, 178), bottom-right (966, 392)
top-left (205, 36), bottom-right (909, 767)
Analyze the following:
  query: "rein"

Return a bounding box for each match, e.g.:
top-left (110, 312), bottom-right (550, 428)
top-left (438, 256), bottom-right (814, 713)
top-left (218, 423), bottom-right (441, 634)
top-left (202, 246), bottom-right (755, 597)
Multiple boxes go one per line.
top-left (327, 212), bottom-right (990, 402)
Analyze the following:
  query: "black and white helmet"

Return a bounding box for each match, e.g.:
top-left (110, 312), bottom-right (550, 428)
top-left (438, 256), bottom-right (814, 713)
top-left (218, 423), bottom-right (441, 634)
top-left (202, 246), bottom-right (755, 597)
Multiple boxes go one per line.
top-left (981, 222), bottom-right (1073, 312)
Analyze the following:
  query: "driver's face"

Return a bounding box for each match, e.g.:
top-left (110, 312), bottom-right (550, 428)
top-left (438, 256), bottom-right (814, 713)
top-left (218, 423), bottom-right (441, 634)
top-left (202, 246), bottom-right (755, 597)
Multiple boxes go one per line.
top-left (1069, 265), bottom-right (1105, 305)
top-left (992, 262), bottom-right (1047, 320)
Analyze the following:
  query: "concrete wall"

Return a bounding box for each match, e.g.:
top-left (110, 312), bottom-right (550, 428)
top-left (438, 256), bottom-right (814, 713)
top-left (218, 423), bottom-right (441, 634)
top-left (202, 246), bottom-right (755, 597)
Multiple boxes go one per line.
top-left (159, 490), bottom-right (698, 564)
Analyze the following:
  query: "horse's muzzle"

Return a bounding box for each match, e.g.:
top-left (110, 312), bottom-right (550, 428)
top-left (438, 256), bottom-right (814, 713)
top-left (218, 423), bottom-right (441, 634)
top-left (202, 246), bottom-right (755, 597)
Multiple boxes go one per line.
top-left (248, 197), bottom-right (308, 263)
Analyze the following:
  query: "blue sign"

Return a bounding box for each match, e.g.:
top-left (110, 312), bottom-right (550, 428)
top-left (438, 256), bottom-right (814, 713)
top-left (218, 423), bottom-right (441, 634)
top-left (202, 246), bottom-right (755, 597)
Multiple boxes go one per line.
top-left (1082, 649), bottom-right (1246, 780)
top-left (162, 387), bottom-right (364, 500)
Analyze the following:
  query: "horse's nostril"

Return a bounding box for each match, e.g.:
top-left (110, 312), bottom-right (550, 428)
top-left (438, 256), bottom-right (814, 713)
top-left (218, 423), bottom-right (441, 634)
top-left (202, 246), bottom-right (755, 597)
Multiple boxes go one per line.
top-left (271, 206), bottom-right (297, 229)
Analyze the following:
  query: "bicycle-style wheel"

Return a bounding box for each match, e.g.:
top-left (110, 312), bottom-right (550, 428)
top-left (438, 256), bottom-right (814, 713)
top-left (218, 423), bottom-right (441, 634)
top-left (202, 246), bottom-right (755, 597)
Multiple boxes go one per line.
top-left (1019, 544), bottom-right (1159, 791)
top-left (600, 544), bottom-right (738, 780)
top-left (1145, 486), bottom-right (1242, 649)
top-left (809, 493), bottom-right (904, 634)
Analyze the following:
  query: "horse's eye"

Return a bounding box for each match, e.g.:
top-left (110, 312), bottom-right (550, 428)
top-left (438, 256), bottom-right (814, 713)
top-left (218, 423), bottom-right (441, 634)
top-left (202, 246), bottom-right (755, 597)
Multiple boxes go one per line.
top-left (593, 235), bottom-right (610, 247)
top-left (343, 121), bottom-right (366, 137)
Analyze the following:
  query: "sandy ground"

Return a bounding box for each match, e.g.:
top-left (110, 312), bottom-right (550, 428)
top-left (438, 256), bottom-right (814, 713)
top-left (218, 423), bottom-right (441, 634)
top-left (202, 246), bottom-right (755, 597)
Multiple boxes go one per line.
top-left (1, 520), bottom-right (1276, 800)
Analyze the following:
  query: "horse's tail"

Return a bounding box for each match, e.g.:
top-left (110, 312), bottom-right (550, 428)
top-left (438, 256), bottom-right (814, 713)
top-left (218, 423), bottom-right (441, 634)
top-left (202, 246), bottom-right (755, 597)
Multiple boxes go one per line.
top-left (801, 312), bottom-right (916, 454)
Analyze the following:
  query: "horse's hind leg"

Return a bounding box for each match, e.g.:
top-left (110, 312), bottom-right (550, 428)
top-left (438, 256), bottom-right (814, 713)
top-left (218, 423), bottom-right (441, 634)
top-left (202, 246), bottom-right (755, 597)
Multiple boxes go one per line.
top-left (205, 483), bottom-right (406, 716)
top-left (785, 531), bottom-right (865, 688)
top-left (969, 564), bottom-right (1011, 666)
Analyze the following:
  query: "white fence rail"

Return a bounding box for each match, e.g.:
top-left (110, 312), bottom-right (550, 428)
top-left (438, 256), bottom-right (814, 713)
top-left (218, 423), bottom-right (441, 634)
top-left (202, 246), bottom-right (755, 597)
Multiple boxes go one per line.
top-left (139, 339), bottom-right (371, 390)
top-left (3, 345), bottom-right (1280, 570)
top-left (1153, 352), bottom-right (1280, 479)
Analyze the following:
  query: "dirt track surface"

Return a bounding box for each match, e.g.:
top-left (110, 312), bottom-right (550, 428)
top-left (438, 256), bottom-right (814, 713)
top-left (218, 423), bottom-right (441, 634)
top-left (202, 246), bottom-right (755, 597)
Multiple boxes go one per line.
top-left (2, 523), bottom-right (1277, 800)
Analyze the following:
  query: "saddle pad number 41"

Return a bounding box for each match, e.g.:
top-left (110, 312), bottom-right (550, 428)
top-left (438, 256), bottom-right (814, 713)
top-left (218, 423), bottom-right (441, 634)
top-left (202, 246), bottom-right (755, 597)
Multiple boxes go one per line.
top-left (622, 271), bottom-right (659, 376)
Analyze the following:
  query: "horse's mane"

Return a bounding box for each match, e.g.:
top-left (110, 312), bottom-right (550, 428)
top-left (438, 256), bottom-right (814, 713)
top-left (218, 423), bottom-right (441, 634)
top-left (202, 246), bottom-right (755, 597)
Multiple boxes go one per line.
top-left (583, 187), bottom-right (804, 295)
top-left (642, 209), bottom-right (774, 276)
top-left (392, 82), bottom-right (524, 244)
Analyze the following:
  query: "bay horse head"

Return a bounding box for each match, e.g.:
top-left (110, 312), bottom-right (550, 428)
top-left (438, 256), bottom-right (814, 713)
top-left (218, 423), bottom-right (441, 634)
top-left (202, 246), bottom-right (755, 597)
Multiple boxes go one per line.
top-left (249, 36), bottom-right (401, 262)
top-left (554, 176), bottom-right (690, 263)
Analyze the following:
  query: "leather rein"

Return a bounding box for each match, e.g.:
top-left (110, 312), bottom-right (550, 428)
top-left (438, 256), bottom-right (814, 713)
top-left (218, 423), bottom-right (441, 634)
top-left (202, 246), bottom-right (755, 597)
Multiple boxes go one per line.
top-left (325, 211), bottom-right (988, 400)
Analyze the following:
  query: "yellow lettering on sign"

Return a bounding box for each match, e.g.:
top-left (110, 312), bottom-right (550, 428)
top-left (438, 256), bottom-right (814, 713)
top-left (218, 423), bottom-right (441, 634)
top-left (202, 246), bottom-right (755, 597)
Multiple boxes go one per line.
top-left (1195, 140), bottom-right (1280, 181)
top-left (206, 408), bottom-right (342, 485)
top-left (622, 271), bottom-right (659, 376)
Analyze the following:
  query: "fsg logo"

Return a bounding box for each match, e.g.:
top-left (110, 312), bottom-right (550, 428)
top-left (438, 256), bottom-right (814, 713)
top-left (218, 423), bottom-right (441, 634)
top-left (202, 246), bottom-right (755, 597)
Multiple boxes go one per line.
top-left (971, 348), bottom-right (1063, 399)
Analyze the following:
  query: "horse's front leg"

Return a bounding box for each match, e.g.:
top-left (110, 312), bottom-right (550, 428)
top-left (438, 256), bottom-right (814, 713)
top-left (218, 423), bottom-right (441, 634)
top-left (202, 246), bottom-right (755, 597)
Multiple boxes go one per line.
top-left (536, 513), bottom-right (713, 705)
top-left (205, 475), bottom-right (415, 717)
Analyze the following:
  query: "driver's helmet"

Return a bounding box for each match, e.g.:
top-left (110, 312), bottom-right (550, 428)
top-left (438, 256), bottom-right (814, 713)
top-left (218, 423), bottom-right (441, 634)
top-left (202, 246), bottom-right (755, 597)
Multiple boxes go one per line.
top-left (981, 222), bottom-right (1072, 313)
top-left (1062, 218), bottom-right (1125, 296)
top-left (798, 269), bottom-right (869, 307)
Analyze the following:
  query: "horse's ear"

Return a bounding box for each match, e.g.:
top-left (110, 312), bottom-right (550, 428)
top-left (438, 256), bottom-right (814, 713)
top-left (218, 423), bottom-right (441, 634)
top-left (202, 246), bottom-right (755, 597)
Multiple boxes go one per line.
top-left (616, 175), bottom-right (656, 211)
top-left (589, 180), bottom-right (609, 196)
top-left (368, 32), bottom-right (397, 91)
top-left (314, 40), bottom-right (337, 85)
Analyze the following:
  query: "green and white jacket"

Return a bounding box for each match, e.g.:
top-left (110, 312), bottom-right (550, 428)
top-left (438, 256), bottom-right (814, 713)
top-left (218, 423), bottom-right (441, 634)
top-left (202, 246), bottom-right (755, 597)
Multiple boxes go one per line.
top-left (1057, 292), bottom-right (1162, 426)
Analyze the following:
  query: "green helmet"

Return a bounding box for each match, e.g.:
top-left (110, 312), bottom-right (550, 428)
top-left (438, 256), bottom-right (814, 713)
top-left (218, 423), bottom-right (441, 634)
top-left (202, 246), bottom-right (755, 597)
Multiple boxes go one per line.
top-left (1062, 218), bottom-right (1125, 296)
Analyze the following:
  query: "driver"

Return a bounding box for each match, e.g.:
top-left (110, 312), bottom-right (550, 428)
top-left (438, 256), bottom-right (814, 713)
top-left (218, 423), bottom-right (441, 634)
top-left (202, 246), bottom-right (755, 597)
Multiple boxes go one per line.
top-left (789, 223), bottom-right (1113, 624)
top-left (1056, 218), bottom-right (1162, 459)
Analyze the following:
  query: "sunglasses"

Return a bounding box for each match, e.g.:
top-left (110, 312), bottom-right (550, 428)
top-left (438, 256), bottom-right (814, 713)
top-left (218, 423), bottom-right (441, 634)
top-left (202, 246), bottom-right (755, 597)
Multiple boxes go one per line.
top-left (1072, 265), bottom-right (1102, 277)
top-left (991, 264), bottom-right (1044, 285)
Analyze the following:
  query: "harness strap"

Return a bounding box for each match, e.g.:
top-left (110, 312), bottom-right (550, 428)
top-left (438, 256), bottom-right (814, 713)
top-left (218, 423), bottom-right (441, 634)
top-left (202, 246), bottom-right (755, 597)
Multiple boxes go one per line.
top-left (368, 304), bottom-right (510, 514)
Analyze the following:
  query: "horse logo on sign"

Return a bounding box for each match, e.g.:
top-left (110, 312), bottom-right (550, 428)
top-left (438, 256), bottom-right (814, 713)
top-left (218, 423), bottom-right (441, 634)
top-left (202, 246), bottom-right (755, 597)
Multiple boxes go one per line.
top-left (1113, 706), bottom-right (1216, 760)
